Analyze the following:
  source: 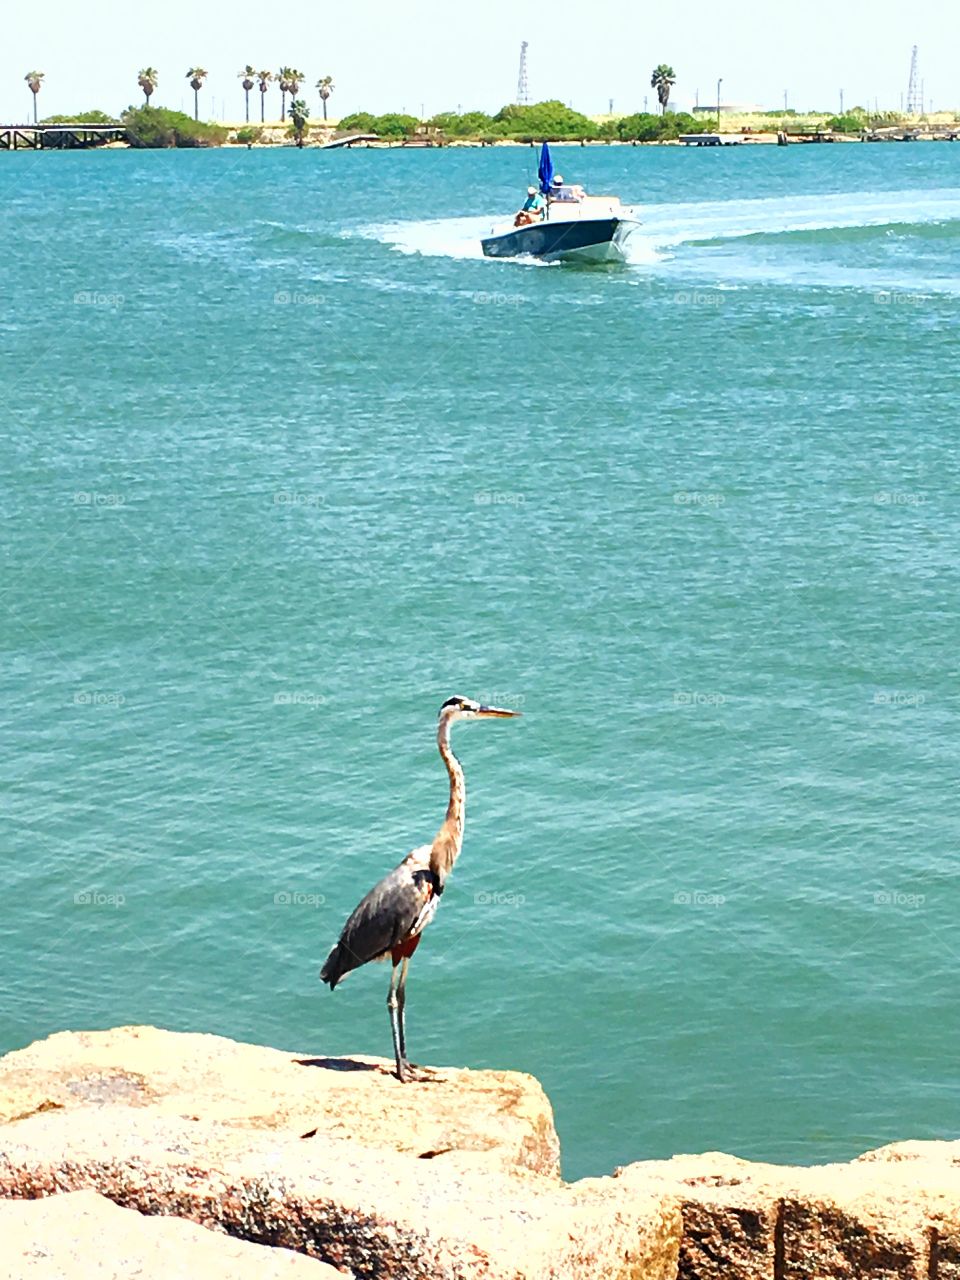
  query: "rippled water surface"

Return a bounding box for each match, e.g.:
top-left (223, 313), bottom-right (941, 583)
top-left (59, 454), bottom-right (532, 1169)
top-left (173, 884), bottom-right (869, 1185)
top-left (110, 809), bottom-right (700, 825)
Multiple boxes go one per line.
top-left (2, 143), bottom-right (959, 1179)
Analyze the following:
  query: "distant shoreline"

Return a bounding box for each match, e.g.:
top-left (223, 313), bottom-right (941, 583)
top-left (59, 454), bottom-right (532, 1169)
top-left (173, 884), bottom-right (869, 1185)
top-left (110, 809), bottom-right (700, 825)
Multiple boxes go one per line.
top-left (6, 111), bottom-right (959, 153)
top-left (13, 131), bottom-right (959, 152)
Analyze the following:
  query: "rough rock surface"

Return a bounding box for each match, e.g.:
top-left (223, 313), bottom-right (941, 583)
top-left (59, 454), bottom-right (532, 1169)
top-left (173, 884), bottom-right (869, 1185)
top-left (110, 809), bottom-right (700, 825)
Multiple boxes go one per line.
top-left (0, 1025), bottom-right (558, 1178)
top-left (3, 1027), bottom-right (960, 1279)
top-left (0, 1108), bottom-right (681, 1280)
top-left (0, 1189), bottom-right (347, 1278)
top-left (616, 1146), bottom-right (960, 1279)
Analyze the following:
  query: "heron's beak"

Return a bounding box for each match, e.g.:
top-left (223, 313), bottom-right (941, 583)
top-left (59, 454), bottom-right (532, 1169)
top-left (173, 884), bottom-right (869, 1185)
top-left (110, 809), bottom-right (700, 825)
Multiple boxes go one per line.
top-left (477, 705), bottom-right (521, 718)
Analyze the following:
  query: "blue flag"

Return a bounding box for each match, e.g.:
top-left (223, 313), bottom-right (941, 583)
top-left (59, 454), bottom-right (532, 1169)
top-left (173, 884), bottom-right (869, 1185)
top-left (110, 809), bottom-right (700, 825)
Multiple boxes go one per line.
top-left (538, 141), bottom-right (554, 195)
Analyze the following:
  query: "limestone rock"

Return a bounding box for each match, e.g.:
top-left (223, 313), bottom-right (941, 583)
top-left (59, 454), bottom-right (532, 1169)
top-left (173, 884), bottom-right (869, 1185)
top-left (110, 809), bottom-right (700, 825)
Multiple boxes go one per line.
top-left (0, 1189), bottom-right (348, 1278)
top-left (615, 1146), bottom-right (960, 1279)
top-left (4, 1027), bottom-right (960, 1278)
top-left (0, 1108), bottom-right (681, 1280)
top-left (0, 1025), bottom-right (558, 1178)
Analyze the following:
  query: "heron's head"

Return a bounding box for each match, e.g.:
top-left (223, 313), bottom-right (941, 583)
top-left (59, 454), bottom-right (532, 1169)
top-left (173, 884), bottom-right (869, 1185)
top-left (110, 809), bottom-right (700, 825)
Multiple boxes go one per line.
top-left (438, 695), bottom-right (521, 724)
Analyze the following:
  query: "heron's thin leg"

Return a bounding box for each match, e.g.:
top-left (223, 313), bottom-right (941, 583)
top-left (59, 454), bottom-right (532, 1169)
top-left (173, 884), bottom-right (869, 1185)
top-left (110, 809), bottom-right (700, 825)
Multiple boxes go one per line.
top-left (397, 955), bottom-right (410, 1065)
top-left (387, 961), bottom-right (405, 1082)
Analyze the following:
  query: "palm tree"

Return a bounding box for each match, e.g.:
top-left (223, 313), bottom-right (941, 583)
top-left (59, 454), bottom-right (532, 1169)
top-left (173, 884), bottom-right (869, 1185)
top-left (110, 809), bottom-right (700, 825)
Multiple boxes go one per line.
top-left (24, 71), bottom-right (44, 124)
top-left (239, 65), bottom-right (256, 123)
top-left (278, 67), bottom-right (305, 121)
top-left (277, 67), bottom-right (293, 121)
top-left (289, 98), bottom-right (310, 148)
top-left (651, 64), bottom-right (676, 115)
top-left (256, 70), bottom-right (272, 123)
top-left (137, 67), bottom-right (159, 106)
top-left (316, 76), bottom-right (334, 121)
top-left (186, 67), bottom-right (208, 121)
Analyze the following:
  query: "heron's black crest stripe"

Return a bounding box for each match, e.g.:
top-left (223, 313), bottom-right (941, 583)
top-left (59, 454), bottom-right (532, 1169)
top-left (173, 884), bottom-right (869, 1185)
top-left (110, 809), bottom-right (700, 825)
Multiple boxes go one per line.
top-left (412, 868), bottom-right (443, 897)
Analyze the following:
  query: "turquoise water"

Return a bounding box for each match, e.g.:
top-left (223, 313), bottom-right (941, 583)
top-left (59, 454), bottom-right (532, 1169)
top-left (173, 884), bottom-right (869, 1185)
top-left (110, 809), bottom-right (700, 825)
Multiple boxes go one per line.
top-left (2, 144), bottom-right (959, 1180)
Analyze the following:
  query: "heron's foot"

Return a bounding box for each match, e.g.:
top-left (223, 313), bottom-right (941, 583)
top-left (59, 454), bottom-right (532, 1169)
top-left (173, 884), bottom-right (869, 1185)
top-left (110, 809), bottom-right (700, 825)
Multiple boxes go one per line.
top-left (394, 1059), bottom-right (432, 1080)
top-left (395, 1059), bottom-right (438, 1083)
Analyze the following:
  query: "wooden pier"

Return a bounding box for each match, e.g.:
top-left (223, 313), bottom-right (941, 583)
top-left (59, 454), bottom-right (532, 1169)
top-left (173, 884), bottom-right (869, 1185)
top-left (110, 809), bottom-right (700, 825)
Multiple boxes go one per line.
top-left (320, 133), bottom-right (380, 149)
top-left (0, 124), bottom-right (127, 151)
top-left (680, 134), bottom-right (743, 147)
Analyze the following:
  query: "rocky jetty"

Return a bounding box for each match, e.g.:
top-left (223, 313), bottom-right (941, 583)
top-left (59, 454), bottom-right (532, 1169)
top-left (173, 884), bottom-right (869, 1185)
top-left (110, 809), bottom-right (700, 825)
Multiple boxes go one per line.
top-left (0, 1026), bottom-right (956, 1278)
top-left (0, 1189), bottom-right (343, 1278)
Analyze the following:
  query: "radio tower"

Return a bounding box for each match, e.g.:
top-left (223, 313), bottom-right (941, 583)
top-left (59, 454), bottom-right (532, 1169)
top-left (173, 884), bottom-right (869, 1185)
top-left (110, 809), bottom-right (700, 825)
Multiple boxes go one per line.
top-left (906, 45), bottom-right (920, 115)
top-left (516, 41), bottom-right (530, 105)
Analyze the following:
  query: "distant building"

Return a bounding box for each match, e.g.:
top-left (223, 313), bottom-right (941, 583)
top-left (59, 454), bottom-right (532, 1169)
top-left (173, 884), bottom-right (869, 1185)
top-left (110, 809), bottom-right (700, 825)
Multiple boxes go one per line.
top-left (692, 103), bottom-right (763, 115)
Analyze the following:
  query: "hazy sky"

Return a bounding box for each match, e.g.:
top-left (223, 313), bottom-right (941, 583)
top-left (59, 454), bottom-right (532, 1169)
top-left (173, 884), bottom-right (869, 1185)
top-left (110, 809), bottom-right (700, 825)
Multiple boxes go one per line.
top-left (1, 0), bottom-right (955, 122)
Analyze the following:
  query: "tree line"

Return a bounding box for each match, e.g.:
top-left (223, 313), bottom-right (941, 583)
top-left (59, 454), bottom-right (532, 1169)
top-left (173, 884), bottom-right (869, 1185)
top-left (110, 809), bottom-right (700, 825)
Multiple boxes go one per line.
top-left (341, 99), bottom-right (711, 143)
top-left (19, 67), bottom-right (335, 124)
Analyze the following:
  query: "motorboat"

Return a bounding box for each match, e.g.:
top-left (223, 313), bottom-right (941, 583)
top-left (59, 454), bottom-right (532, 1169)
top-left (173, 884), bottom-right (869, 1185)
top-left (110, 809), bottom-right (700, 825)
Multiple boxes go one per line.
top-left (481, 142), bottom-right (640, 264)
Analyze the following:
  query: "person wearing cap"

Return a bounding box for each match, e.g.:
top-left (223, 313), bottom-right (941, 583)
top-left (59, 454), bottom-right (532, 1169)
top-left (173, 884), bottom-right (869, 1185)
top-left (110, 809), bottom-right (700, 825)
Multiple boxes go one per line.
top-left (549, 174), bottom-right (584, 202)
top-left (514, 185), bottom-right (546, 226)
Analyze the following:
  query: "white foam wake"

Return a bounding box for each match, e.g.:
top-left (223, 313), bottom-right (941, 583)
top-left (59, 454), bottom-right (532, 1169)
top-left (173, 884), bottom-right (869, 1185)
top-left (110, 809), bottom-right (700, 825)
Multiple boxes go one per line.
top-left (631, 188), bottom-right (960, 258)
top-left (357, 188), bottom-right (960, 271)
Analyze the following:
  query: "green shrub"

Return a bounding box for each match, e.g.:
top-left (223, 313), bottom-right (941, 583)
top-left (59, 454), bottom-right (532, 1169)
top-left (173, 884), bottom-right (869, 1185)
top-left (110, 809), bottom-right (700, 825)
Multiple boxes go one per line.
top-left (615, 110), bottom-right (711, 141)
top-left (429, 110), bottom-right (495, 137)
top-left (121, 105), bottom-right (228, 148)
top-left (336, 111), bottom-right (419, 138)
top-left (337, 111), bottom-right (378, 134)
top-left (41, 110), bottom-right (119, 125)
top-left (235, 126), bottom-right (263, 147)
top-left (825, 113), bottom-right (866, 132)
top-left (493, 100), bottom-right (597, 139)
top-left (371, 113), bottom-right (419, 138)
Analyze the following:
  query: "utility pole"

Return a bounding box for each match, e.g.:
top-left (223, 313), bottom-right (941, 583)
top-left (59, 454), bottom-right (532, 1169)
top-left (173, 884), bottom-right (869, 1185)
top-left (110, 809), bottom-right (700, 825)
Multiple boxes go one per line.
top-left (840, 89), bottom-right (844, 115)
top-left (784, 90), bottom-right (788, 111)
top-left (717, 77), bottom-right (723, 131)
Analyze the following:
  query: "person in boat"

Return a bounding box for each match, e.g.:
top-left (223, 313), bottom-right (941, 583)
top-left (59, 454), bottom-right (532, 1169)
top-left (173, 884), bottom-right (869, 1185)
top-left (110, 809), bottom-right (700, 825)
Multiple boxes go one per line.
top-left (549, 175), bottom-right (585, 202)
top-left (514, 186), bottom-right (546, 227)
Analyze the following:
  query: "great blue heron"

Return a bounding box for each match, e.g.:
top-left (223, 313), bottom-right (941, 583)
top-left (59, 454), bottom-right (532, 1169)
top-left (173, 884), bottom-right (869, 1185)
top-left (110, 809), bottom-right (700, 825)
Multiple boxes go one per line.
top-left (320, 696), bottom-right (520, 1081)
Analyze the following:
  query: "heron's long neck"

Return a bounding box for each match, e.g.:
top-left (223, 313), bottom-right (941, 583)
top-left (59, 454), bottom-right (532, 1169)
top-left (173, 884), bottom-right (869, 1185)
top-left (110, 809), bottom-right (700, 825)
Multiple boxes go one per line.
top-left (430, 721), bottom-right (465, 883)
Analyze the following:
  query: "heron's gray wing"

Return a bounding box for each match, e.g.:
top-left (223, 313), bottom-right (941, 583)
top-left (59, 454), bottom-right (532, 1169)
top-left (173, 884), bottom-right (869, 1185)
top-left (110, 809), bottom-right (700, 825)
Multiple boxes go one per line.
top-left (320, 863), bottom-right (430, 988)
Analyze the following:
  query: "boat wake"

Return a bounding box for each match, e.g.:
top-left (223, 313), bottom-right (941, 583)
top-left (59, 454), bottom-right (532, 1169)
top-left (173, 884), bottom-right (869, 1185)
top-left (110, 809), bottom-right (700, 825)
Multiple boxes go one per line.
top-left (357, 187), bottom-right (960, 291)
top-left (632, 188), bottom-right (960, 252)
